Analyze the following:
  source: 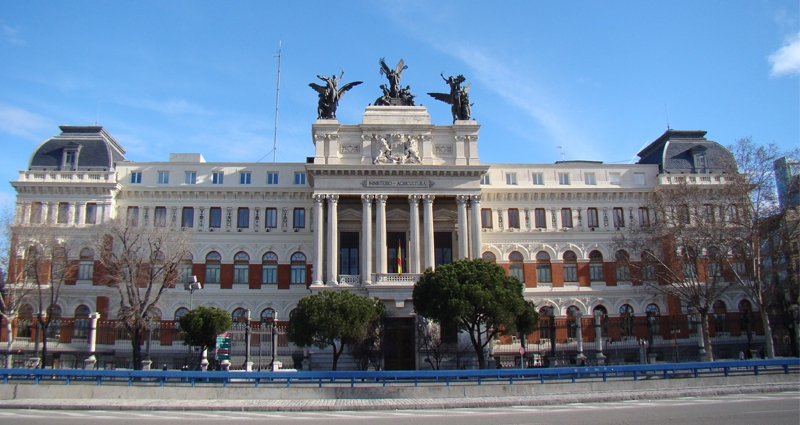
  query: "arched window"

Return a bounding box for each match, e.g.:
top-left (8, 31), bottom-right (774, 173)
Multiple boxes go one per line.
top-left (707, 247), bottom-right (722, 282)
top-left (482, 251), bottom-right (496, 263)
top-left (232, 308), bottom-right (249, 323)
top-left (619, 304), bottom-right (634, 337)
top-left (17, 304), bottom-right (34, 338)
top-left (233, 251), bottom-right (250, 283)
top-left (642, 250), bottom-right (656, 281)
top-left (681, 247), bottom-right (698, 279)
top-left (50, 247), bottom-right (67, 282)
top-left (593, 305), bottom-right (608, 337)
top-left (563, 251), bottom-right (578, 282)
top-left (46, 305), bottom-right (62, 339)
top-left (262, 252), bottom-right (278, 284)
top-left (538, 306), bottom-right (554, 316)
top-left (536, 251), bottom-right (551, 283)
top-left (645, 303), bottom-right (660, 316)
top-left (78, 247), bottom-right (94, 280)
top-left (566, 305), bottom-right (580, 339)
top-left (290, 252), bottom-right (307, 284)
top-left (174, 307), bottom-right (189, 321)
top-left (74, 305), bottom-right (91, 339)
top-left (205, 251), bottom-right (221, 283)
top-left (738, 299), bottom-right (752, 313)
top-left (260, 308), bottom-right (276, 325)
top-left (538, 306), bottom-right (554, 341)
top-left (615, 250), bottom-right (630, 281)
top-left (23, 246), bottom-right (38, 281)
top-left (713, 300), bottom-right (728, 333)
top-left (589, 250), bottom-right (604, 281)
top-left (509, 251), bottom-right (524, 283)
top-left (179, 253), bottom-right (193, 283)
top-left (646, 303), bottom-right (660, 334)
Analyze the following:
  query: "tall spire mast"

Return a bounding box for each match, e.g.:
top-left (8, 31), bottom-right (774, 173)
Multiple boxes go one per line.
top-left (273, 41), bottom-right (282, 163)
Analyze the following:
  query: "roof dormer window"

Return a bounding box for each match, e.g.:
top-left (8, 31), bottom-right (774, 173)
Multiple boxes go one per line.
top-left (61, 143), bottom-right (82, 171)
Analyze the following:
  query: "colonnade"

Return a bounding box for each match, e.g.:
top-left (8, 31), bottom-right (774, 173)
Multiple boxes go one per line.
top-left (312, 193), bottom-right (483, 286)
top-left (16, 200), bottom-right (113, 226)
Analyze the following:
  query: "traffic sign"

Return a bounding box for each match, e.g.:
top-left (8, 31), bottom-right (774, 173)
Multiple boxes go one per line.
top-left (519, 347), bottom-right (526, 356)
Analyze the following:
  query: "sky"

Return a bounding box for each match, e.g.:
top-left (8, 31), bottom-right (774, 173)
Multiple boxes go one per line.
top-left (1, 1), bottom-right (798, 210)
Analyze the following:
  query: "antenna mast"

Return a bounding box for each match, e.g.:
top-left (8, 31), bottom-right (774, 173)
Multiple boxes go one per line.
top-left (272, 41), bottom-right (282, 163)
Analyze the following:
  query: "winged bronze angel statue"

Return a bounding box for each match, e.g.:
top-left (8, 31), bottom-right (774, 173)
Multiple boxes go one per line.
top-left (428, 74), bottom-right (472, 122)
top-left (376, 58), bottom-right (415, 106)
top-left (309, 71), bottom-right (362, 119)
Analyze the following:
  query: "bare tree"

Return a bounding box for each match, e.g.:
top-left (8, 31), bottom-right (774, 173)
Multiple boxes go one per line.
top-left (415, 317), bottom-right (450, 370)
top-left (722, 138), bottom-right (800, 358)
top-left (13, 225), bottom-right (76, 368)
top-left (615, 178), bottom-right (738, 361)
top-left (94, 218), bottom-right (192, 370)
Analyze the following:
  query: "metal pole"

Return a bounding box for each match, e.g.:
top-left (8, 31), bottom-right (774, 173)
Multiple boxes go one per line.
top-left (271, 313), bottom-right (278, 370)
top-left (245, 309), bottom-right (251, 371)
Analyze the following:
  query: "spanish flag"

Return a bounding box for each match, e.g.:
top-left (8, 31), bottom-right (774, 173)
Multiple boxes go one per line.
top-left (397, 240), bottom-right (402, 275)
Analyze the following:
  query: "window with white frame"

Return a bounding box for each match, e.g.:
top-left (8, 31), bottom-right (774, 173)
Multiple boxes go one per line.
top-left (507, 208), bottom-right (520, 228)
top-left (294, 172), bottom-right (306, 185)
top-left (233, 252), bottom-right (250, 283)
top-left (212, 171), bottom-right (224, 184)
top-left (558, 172), bottom-right (570, 185)
top-left (130, 171), bottom-right (142, 184)
top-left (480, 208), bottom-right (492, 228)
top-left (182, 207), bottom-right (194, 228)
top-left (262, 252), bottom-right (278, 284)
top-left (587, 208), bottom-right (599, 228)
top-left (239, 171), bottom-right (251, 185)
top-left (589, 250), bottom-right (604, 281)
top-left (154, 206), bottom-right (167, 227)
top-left (293, 208), bottom-right (305, 228)
top-left (78, 248), bottom-right (94, 280)
top-left (158, 171), bottom-right (169, 184)
top-left (609, 172), bottom-right (620, 185)
top-left (267, 172), bottom-right (279, 185)
top-left (561, 208), bottom-right (573, 228)
top-left (237, 207), bottom-right (249, 228)
top-left (480, 174), bottom-right (490, 185)
top-left (613, 207), bottom-right (625, 228)
top-left (505, 173), bottom-right (517, 185)
top-left (290, 252), bottom-right (307, 284)
top-left (584, 173), bottom-right (596, 185)
top-left (185, 171), bottom-right (196, 184)
top-left (85, 203), bottom-right (97, 224)
top-left (205, 252), bottom-right (221, 283)
top-left (534, 208), bottom-right (546, 229)
top-left (563, 251), bottom-right (578, 282)
top-left (265, 207), bottom-right (277, 228)
top-left (509, 252), bottom-right (524, 283)
top-left (532, 173), bottom-right (544, 185)
top-left (634, 172), bottom-right (646, 185)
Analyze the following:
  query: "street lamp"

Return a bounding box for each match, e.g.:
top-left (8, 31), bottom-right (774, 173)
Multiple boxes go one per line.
top-left (184, 275), bottom-right (202, 310)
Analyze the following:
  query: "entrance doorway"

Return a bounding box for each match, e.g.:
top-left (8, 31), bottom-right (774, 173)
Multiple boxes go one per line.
top-left (383, 317), bottom-right (415, 370)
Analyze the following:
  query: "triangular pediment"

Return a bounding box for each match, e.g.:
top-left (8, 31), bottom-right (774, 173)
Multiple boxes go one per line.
top-left (434, 208), bottom-right (458, 221)
top-left (386, 208), bottom-right (410, 221)
top-left (338, 208), bottom-right (362, 221)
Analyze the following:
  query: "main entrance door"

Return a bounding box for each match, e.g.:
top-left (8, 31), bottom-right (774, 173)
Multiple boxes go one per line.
top-left (383, 317), bottom-right (415, 370)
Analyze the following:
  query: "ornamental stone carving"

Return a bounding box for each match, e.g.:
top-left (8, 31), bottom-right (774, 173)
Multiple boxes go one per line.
top-left (373, 133), bottom-right (422, 164)
top-left (434, 145), bottom-right (453, 154)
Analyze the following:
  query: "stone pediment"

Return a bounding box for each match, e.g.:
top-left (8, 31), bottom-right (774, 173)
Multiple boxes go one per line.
top-left (386, 208), bottom-right (410, 221)
top-left (433, 208), bottom-right (458, 221)
top-left (338, 208), bottom-right (362, 221)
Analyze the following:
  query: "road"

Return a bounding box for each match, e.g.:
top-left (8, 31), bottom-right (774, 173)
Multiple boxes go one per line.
top-left (0, 392), bottom-right (797, 425)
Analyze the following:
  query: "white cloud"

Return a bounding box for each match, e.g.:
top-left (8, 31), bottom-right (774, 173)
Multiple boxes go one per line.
top-left (0, 104), bottom-right (52, 140)
top-left (769, 31), bottom-right (800, 77)
top-left (3, 25), bottom-right (24, 45)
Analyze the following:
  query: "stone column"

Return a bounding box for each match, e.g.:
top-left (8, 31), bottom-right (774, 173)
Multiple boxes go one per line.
top-left (312, 194), bottom-right (326, 286)
top-left (375, 195), bottom-right (388, 275)
top-left (456, 195), bottom-right (469, 260)
top-left (46, 202), bottom-right (56, 225)
top-left (20, 202), bottom-right (30, 225)
top-left (594, 310), bottom-right (606, 364)
top-left (102, 201), bottom-right (112, 222)
top-left (422, 195), bottom-right (435, 271)
top-left (84, 312), bottom-right (101, 369)
top-left (408, 195), bottom-right (421, 273)
top-left (67, 202), bottom-right (76, 226)
top-left (76, 202), bottom-right (86, 226)
top-left (361, 195), bottom-right (373, 285)
top-left (470, 195), bottom-right (482, 259)
top-left (326, 195), bottom-right (339, 285)
top-left (574, 311), bottom-right (586, 363)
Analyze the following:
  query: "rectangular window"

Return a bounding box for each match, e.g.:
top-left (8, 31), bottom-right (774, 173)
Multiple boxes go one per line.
top-left (481, 208), bottom-right (493, 228)
top-left (265, 208), bottom-right (277, 228)
top-left (638, 207), bottom-right (650, 226)
top-left (209, 207), bottom-right (222, 228)
top-left (703, 204), bottom-right (714, 224)
top-left (205, 265), bottom-right (220, 283)
top-left (609, 172), bottom-right (620, 185)
top-left (564, 264), bottom-right (578, 282)
top-left (158, 171), bottom-right (169, 184)
top-left (587, 208), bottom-right (599, 228)
top-left (127, 206), bottom-right (139, 227)
top-left (57, 202), bottom-right (69, 224)
top-left (293, 208), bottom-right (305, 228)
top-left (178, 264), bottom-right (192, 283)
top-left (185, 172), bottom-right (196, 184)
top-left (294, 172), bottom-right (306, 185)
top-left (130, 171), bottom-right (142, 184)
top-left (584, 173), bottom-right (596, 185)
top-left (634, 172), bottom-right (646, 185)
top-left (267, 172), bottom-right (279, 185)
top-left (182, 207), bottom-right (194, 228)
top-left (507, 209), bottom-right (520, 229)
top-left (154, 206), bottom-right (167, 227)
top-left (505, 173), bottom-right (517, 185)
top-left (340, 232), bottom-right (359, 276)
top-left (510, 265), bottom-right (524, 282)
top-left (642, 265), bottom-right (656, 281)
top-left (532, 173), bottom-right (544, 185)
top-left (537, 265), bottom-right (552, 283)
top-left (263, 265), bottom-right (277, 284)
top-left (561, 208), bottom-right (573, 228)
top-left (291, 265), bottom-right (306, 284)
top-left (237, 207), bottom-right (249, 228)
top-left (78, 261), bottom-right (94, 280)
top-left (558, 173), bottom-right (570, 185)
top-left (534, 208), bottom-right (546, 229)
top-left (676, 205), bottom-right (690, 225)
top-left (85, 203), bottom-right (97, 224)
top-left (212, 171), bottom-right (224, 184)
top-left (434, 232), bottom-right (453, 266)
top-left (234, 265), bottom-right (249, 283)
top-left (613, 207), bottom-right (625, 228)
top-left (590, 263), bottom-right (604, 281)
top-left (239, 171), bottom-right (251, 185)
top-left (480, 174), bottom-right (490, 185)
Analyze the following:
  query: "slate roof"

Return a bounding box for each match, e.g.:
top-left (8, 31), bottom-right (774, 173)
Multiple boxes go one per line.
top-left (29, 126), bottom-right (127, 171)
top-left (636, 129), bottom-right (734, 174)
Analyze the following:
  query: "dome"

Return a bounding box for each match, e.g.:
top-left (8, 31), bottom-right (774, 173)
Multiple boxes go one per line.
top-left (28, 126), bottom-right (127, 171)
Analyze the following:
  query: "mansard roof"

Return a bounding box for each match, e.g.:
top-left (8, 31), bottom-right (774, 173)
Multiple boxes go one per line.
top-left (636, 129), bottom-right (735, 174)
top-left (28, 126), bottom-right (127, 171)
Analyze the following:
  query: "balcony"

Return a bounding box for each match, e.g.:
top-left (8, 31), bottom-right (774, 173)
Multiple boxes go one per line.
top-left (18, 170), bottom-right (117, 183)
top-left (372, 273), bottom-right (422, 285)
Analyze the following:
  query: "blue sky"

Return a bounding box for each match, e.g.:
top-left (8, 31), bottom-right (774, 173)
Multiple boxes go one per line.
top-left (1, 1), bottom-right (798, 209)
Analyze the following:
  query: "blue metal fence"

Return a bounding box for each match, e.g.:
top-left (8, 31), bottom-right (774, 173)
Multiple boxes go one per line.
top-left (1, 358), bottom-right (797, 388)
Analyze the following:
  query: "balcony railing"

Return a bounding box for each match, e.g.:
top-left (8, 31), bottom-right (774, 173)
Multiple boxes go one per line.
top-left (372, 273), bottom-right (422, 285)
top-left (18, 171), bottom-right (117, 183)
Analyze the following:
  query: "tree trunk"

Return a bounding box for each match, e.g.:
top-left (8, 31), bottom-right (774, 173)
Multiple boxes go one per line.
top-left (4, 320), bottom-right (13, 368)
top-left (331, 342), bottom-right (341, 371)
top-left (471, 330), bottom-right (485, 369)
top-left (40, 320), bottom-right (48, 369)
top-left (700, 312), bottom-right (714, 362)
top-left (131, 328), bottom-right (142, 370)
top-left (759, 308), bottom-right (775, 359)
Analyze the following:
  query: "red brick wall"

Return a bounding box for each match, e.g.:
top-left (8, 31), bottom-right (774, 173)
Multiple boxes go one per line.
top-left (249, 264), bottom-right (261, 289)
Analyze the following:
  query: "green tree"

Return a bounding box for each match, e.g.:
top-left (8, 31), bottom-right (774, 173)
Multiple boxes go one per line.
top-left (412, 259), bottom-right (538, 369)
top-left (178, 306), bottom-right (232, 358)
top-left (286, 290), bottom-right (385, 371)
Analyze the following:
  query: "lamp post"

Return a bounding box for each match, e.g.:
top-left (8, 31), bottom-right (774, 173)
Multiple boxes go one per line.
top-left (184, 275), bottom-right (202, 310)
top-left (271, 312), bottom-right (279, 371)
top-left (244, 309), bottom-right (252, 372)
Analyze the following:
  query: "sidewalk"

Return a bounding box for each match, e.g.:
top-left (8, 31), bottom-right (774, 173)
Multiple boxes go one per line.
top-left (0, 375), bottom-right (796, 411)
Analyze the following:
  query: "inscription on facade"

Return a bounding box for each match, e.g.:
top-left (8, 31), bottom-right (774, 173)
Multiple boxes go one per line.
top-left (361, 180), bottom-right (435, 188)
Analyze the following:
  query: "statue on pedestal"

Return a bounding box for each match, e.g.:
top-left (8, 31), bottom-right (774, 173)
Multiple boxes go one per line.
top-left (428, 74), bottom-right (472, 122)
top-left (376, 58), bottom-right (415, 106)
top-left (309, 71), bottom-right (362, 119)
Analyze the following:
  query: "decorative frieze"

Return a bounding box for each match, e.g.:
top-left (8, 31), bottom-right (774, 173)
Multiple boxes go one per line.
top-left (360, 180), bottom-right (434, 188)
